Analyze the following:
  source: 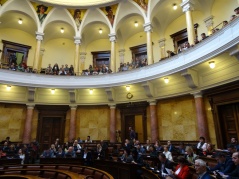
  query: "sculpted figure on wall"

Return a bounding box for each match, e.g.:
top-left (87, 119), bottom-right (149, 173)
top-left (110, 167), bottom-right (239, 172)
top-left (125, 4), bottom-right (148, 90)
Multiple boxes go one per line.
top-left (74, 9), bottom-right (81, 30)
top-left (36, 4), bottom-right (48, 24)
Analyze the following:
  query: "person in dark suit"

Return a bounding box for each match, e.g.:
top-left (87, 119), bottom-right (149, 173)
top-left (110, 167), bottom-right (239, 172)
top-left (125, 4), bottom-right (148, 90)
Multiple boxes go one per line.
top-left (209, 152), bottom-right (235, 174)
top-left (158, 153), bottom-right (174, 177)
top-left (194, 159), bottom-right (213, 179)
top-left (82, 147), bottom-right (92, 166)
top-left (222, 152), bottom-right (239, 179)
top-left (129, 127), bottom-right (136, 141)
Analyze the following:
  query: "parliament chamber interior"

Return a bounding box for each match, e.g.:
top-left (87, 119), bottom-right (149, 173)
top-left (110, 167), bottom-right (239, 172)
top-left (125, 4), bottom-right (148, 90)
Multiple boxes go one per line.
top-left (0, 0), bottom-right (239, 178)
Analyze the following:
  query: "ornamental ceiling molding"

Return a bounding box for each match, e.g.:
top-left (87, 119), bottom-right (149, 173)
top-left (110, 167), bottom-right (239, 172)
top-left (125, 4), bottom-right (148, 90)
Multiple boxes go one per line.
top-left (31, 0), bottom-right (120, 8)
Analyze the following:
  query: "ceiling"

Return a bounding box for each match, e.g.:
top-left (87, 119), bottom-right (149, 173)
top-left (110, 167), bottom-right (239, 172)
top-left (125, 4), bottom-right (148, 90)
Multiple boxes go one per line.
top-left (31, 0), bottom-right (121, 8)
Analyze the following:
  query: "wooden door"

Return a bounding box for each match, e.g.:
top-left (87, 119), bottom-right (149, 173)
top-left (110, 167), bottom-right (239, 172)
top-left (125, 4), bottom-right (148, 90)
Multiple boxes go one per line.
top-left (218, 103), bottom-right (239, 148)
top-left (41, 117), bottom-right (62, 150)
top-left (96, 58), bottom-right (109, 68)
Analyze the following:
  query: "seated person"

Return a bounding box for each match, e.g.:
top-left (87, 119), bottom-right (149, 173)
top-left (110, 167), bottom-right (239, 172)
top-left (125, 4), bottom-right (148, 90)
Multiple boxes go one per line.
top-left (45, 64), bottom-right (53, 74)
top-left (135, 144), bottom-right (146, 158)
top-left (121, 149), bottom-right (133, 163)
top-left (72, 140), bottom-right (82, 153)
top-left (65, 146), bottom-right (76, 158)
top-left (235, 7), bottom-right (239, 15)
top-left (154, 140), bottom-right (163, 152)
top-left (9, 63), bottom-right (16, 71)
top-left (55, 147), bottom-right (65, 158)
top-left (0, 148), bottom-right (7, 158)
top-left (18, 149), bottom-right (25, 164)
top-left (149, 145), bottom-right (158, 157)
top-left (222, 20), bottom-right (228, 27)
top-left (209, 152), bottom-right (235, 175)
top-left (166, 50), bottom-right (175, 57)
top-left (230, 137), bottom-right (239, 151)
top-left (185, 146), bottom-right (198, 165)
top-left (230, 15), bottom-right (237, 21)
top-left (2, 141), bottom-right (9, 152)
top-left (158, 153), bottom-right (174, 177)
top-left (41, 149), bottom-right (54, 158)
top-left (163, 146), bottom-right (173, 161)
top-left (204, 143), bottom-right (216, 157)
top-left (167, 141), bottom-right (176, 153)
top-left (166, 156), bottom-right (190, 179)
top-left (221, 152), bottom-right (239, 179)
top-left (196, 136), bottom-right (207, 155)
top-left (144, 139), bottom-right (151, 152)
top-left (194, 159), bottom-right (213, 179)
top-left (200, 33), bottom-right (208, 41)
top-left (96, 143), bottom-right (105, 159)
top-left (178, 142), bottom-right (186, 154)
top-left (82, 147), bottom-right (92, 166)
top-left (85, 136), bottom-right (92, 143)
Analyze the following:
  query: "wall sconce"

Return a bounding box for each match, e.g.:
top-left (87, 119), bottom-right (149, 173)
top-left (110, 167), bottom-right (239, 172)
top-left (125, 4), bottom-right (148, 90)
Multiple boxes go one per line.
top-left (18, 19), bottom-right (23, 24)
top-left (60, 28), bottom-right (64, 33)
top-left (134, 21), bottom-right (138, 27)
top-left (209, 61), bottom-right (215, 69)
top-left (164, 78), bottom-right (169, 84)
top-left (173, 4), bottom-right (177, 10)
top-left (89, 89), bottom-right (93, 94)
top-left (51, 89), bottom-right (55, 94)
top-left (99, 29), bottom-right (102, 34)
top-left (6, 85), bottom-right (11, 91)
top-left (126, 86), bottom-right (130, 91)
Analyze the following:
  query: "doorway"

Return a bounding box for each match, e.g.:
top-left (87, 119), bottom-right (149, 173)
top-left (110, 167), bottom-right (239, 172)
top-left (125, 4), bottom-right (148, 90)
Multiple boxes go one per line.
top-left (91, 51), bottom-right (110, 68)
top-left (218, 103), bottom-right (239, 148)
top-left (36, 105), bottom-right (68, 151)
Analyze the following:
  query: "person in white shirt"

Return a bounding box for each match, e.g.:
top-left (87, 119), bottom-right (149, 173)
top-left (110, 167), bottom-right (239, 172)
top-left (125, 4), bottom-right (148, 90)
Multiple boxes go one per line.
top-left (197, 137), bottom-right (207, 155)
top-left (163, 145), bottom-right (173, 161)
top-left (18, 149), bottom-right (25, 164)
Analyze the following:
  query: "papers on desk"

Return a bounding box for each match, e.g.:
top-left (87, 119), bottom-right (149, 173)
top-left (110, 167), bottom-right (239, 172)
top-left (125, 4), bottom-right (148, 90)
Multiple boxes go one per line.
top-left (165, 168), bottom-right (173, 175)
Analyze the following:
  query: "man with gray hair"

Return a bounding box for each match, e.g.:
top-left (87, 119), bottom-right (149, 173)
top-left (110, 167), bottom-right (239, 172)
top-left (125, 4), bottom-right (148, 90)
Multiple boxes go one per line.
top-left (194, 159), bottom-right (213, 179)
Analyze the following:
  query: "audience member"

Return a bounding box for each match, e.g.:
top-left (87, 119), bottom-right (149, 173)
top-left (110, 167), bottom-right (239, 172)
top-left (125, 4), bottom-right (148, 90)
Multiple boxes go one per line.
top-left (222, 20), bottom-right (228, 27)
top-left (201, 33), bottom-right (208, 41)
top-left (82, 147), bottom-right (92, 166)
top-left (121, 149), bottom-right (133, 163)
top-left (235, 7), bottom-right (239, 15)
top-left (85, 136), bottom-right (92, 143)
top-left (163, 145), bottom-right (173, 161)
top-left (158, 153), bottom-right (174, 177)
top-left (55, 147), bottom-right (65, 158)
top-left (185, 146), bottom-right (198, 165)
top-left (194, 159), bottom-right (213, 179)
top-left (230, 15), bottom-right (237, 21)
top-left (65, 146), bottom-right (76, 158)
top-left (222, 152), bottom-right (239, 179)
top-left (209, 152), bottom-right (235, 175)
top-left (18, 149), bottom-right (25, 164)
top-left (196, 136), bottom-right (207, 155)
top-left (166, 50), bottom-right (175, 57)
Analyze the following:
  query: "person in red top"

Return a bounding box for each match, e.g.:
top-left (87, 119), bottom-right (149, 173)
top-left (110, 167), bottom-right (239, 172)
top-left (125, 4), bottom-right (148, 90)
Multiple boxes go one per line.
top-left (166, 156), bottom-right (191, 179)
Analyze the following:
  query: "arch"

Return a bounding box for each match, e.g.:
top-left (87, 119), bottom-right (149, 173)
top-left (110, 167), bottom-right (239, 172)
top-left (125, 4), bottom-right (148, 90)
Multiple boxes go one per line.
top-left (79, 8), bottom-right (112, 36)
top-left (113, 0), bottom-right (146, 33)
top-left (0, 0), bottom-right (39, 31)
top-left (41, 7), bottom-right (76, 34)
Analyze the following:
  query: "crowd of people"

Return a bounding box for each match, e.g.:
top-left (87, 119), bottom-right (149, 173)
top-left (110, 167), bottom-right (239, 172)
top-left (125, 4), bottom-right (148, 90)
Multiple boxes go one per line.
top-left (81, 64), bottom-right (112, 75)
top-left (45, 63), bottom-right (75, 75)
top-left (166, 7), bottom-right (239, 59)
top-left (1, 131), bottom-right (239, 178)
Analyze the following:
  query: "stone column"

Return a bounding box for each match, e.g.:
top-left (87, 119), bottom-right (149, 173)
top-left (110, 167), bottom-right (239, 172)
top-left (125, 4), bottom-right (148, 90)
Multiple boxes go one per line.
top-left (158, 38), bottom-right (166, 59)
top-left (109, 34), bottom-right (117, 72)
top-left (204, 16), bottom-right (214, 35)
top-left (38, 48), bottom-right (45, 71)
top-left (74, 37), bottom-right (81, 76)
top-left (144, 23), bottom-right (154, 65)
top-left (68, 105), bottom-right (77, 142)
top-left (119, 49), bottom-right (125, 64)
top-left (22, 105), bottom-right (35, 144)
top-left (109, 104), bottom-right (116, 143)
top-left (149, 101), bottom-right (159, 142)
top-left (193, 92), bottom-right (210, 141)
top-left (181, 0), bottom-right (196, 45)
top-left (33, 32), bottom-right (44, 72)
top-left (79, 52), bottom-right (86, 75)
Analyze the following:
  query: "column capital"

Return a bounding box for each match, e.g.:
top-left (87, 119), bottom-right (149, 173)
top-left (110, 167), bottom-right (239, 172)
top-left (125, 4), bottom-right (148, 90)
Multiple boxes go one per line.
top-left (158, 38), bottom-right (166, 48)
top-left (144, 23), bottom-right (152, 32)
top-left (204, 15), bottom-right (214, 28)
top-left (74, 36), bottom-right (81, 45)
top-left (118, 49), bottom-right (125, 53)
top-left (148, 100), bottom-right (157, 106)
top-left (35, 32), bottom-right (44, 41)
top-left (181, 0), bottom-right (195, 12)
top-left (191, 91), bottom-right (203, 98)
top-left (109, 33), bottom-right (117, 42)
top-left (26, 104), bottom-right (35, 109)
top-left (108, 104), bottom-right (116, 109)
top-left (69, 105), bottom-right (77, 109)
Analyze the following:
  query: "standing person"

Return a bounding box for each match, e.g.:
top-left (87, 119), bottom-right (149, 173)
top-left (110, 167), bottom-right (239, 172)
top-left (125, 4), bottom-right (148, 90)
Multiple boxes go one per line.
top-left (129, 127), bottom-right (136, 141)
top-left (37, 4), bottom-right (48, 24)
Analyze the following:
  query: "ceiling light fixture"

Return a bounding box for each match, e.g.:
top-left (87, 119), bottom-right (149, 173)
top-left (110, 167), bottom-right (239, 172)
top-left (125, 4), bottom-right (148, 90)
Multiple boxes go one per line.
top-left (209, 61), bottom-right (215, 69)
top-left (51, 89), bottom-right (55, 94)
top-left (126, 86), bottom-right (130, 91)
top-left (99, 28), bottom-right (102, 34)
top-left (6, 85), bottom-right (11, 91)
top-left (173, 4), bottom-right (177, 10)
top-left (134, 21), bottom-right (138, 27)
top-left (60, 28), bottom-right (64, 33)
top-left (164, 78), bottom-right (169, 84)
top-left (89, 89), bottom-right (93, 94)
top-left (18, 19), bottom-right (23, 24)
